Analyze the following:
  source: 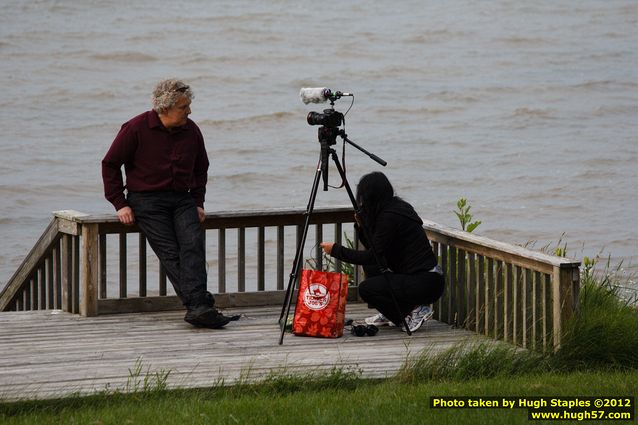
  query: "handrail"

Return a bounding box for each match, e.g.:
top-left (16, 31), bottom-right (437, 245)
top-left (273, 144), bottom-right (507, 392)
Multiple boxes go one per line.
top-left (0, 218), bottom-right (63, 311)
top-left (422, 219), bottom-right (580, 273)
top-left (422, 219), bottom-right (580, 352)
top-left (1, 207), bottom-right (580, 351)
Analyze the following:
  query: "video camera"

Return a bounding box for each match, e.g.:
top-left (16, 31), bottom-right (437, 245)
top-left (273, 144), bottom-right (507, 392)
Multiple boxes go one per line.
top-left (299, 87), bottom-right (352, 148)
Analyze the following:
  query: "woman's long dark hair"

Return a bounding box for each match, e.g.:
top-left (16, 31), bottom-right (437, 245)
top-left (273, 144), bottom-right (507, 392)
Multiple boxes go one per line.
top-left (356, 172), bottom-right (395, 227)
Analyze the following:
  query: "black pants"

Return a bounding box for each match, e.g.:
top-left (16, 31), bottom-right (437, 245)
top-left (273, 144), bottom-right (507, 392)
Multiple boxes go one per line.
top-left (127, 191), bottom-right (209, 309)
top-left (359, 267), bottom-right (445, 326)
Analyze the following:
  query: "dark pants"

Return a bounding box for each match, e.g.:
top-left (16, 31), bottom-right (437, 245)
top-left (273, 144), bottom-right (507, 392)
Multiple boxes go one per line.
top-left (359, 266), bottom-right (445, 326)
top-left (127, 191), bottom-right (209, 309)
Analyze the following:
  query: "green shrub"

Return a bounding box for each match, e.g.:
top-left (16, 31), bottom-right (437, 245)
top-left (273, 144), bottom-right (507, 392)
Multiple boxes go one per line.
top-left (552, 277), bottom-right (638, 371)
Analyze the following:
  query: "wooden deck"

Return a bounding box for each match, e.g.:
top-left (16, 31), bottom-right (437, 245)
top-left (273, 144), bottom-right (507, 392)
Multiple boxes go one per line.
top-left (0, 303), bottom-right (481, 401)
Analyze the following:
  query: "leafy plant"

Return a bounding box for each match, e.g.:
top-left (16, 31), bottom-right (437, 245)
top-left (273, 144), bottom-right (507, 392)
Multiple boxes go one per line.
top-left (553, 239), bottom-right (568, 257)
top-left (306, 232), bottom-right (356, 285)
top-left (453, 198), bottom-right (481, 233)
top-left (582, 255), bottom-right (597, 282)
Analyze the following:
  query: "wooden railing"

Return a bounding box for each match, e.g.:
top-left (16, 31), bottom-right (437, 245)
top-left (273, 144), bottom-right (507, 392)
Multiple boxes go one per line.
top-left (424, 219), bottom-right (580, 352)
top-left (0, 207), bottom-right (357, 316)
top-left (0, 207), bottom-right (580, 351)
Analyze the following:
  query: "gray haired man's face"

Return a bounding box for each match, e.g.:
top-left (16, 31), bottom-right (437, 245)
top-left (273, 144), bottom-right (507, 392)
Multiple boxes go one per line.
top-left (160, 95), bottom-right (191, 129)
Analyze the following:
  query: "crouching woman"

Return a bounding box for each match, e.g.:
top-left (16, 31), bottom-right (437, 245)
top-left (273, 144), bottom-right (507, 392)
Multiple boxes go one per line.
top-left (320, 172), bottom-right (445, 332)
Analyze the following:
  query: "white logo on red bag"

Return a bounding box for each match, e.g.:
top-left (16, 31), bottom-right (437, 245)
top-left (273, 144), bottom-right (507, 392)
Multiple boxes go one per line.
top-left (303, 283), bottom-right (330, 311)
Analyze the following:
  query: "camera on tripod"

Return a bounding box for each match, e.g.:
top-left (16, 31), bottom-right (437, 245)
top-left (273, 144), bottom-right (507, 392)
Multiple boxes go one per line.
top-left (299, 87), bottom-right (353, 188)
top-left (307, 109), bottom-right (344, 128)
top-left (300, 87), bottom-right (351, 145)
top-left (307, 109), bottom-right (344, 147)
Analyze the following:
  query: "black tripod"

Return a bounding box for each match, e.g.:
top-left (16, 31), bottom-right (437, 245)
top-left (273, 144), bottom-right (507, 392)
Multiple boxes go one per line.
top-left (278, 127), bottom-right (412, 345)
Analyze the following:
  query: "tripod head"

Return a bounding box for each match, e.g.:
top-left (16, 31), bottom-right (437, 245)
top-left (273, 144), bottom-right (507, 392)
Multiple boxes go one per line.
top-left (317, 125), bottom-right (342, 191)
top-left (308, 107), bottom-right (344, 191)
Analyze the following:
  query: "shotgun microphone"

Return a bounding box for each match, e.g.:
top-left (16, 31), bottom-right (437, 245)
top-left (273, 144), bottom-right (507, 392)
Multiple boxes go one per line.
top-left (299, 87), bottom-right (353, 104)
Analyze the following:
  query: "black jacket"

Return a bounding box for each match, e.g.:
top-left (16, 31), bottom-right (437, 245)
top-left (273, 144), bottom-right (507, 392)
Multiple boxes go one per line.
top-left (331, 197), bottom-right (437, 274)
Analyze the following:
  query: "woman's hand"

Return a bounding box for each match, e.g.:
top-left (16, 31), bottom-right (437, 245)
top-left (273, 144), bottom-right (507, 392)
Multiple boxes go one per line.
top-left (320, 242), bottom-right (334, 256)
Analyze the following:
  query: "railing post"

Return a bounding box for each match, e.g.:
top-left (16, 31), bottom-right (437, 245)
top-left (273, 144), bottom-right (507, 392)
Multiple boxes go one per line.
top-left (60, 234), bottom-right (72, 312)
top-left (80, 223), bottom-right (99, 316)
top-left (552, 264), bottom-right (580, 351)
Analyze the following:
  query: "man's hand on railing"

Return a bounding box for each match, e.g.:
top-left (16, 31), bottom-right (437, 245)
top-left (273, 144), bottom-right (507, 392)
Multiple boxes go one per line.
top-left (197, 207), bottom-right (205, 223)
top-left (117, 206), bottom-right (135, 226)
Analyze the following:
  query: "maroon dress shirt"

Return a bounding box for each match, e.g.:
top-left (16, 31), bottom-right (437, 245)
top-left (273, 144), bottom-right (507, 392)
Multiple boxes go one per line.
top-left (102, 110), bottom-right (209, 211)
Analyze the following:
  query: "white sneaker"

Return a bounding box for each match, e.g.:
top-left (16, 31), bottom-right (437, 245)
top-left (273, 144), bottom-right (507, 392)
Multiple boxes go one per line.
top-left (402, 305), bottom-right (434, 333)
top-left (364, 312), bottom-right (392, 326)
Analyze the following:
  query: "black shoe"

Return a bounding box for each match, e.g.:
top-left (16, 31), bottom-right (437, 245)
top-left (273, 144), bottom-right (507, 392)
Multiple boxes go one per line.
top-left (203, 292), bottom-right (241, 321)
top-left (184, 306), bottom-right (231, 329)
top-left (202, 292), bottom-right (242, 320)
top-left (205, 291), bottom-right (215, 307)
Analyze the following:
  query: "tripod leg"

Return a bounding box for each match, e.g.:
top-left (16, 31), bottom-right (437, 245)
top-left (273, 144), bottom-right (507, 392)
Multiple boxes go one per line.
top-left (278, 161), bottom-right (323, 345)
top-left (329, 150), bottom-right (412, 335)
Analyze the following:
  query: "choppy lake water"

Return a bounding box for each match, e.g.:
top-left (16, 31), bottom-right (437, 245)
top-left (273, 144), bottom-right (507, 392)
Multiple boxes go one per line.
top-left (1, 0), bottom-right (636, 295)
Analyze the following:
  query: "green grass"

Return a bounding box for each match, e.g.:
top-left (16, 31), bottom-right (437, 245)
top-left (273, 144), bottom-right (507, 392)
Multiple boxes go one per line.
top-left (1, 370), bottom-right (635, 425)
top-left (396, 341), bottom-right (551, 383)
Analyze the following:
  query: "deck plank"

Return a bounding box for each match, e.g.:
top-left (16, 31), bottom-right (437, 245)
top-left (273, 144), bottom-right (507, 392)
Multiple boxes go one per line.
top-left (0, 303), bottom-right (483, 401)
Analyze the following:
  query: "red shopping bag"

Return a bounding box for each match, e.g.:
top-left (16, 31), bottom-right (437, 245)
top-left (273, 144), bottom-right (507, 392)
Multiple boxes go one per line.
top-left (292, 269), bottom-right (349, 338)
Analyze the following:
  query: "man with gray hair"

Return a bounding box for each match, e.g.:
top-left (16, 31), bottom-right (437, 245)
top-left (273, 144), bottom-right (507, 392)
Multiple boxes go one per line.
top-left (102, 78), bottom-right (234, 329)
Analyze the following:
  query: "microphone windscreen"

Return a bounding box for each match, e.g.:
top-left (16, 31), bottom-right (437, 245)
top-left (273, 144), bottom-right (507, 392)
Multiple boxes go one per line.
top-left (300, 87), bottom-right (328, 104)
